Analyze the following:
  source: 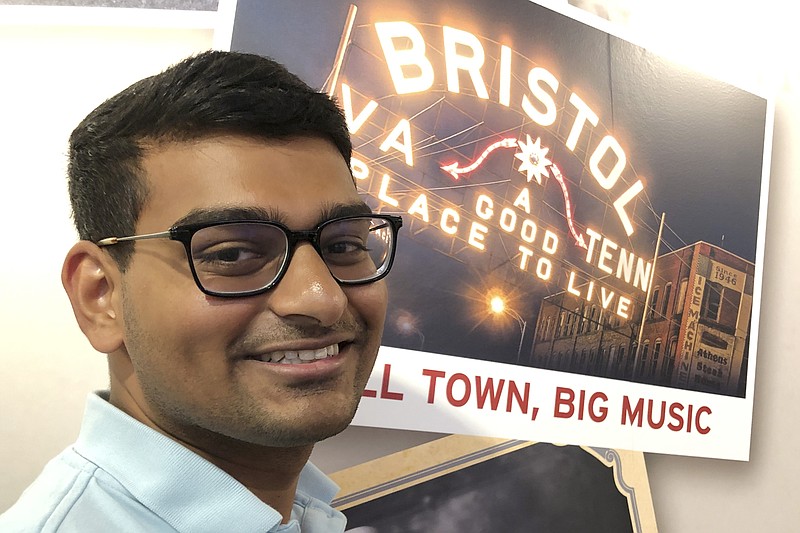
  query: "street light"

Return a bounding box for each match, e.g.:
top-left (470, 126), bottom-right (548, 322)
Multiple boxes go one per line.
top-left (490, 295), bottom-right (505, 314)
top-left (395, 311), bottom-right (425, 350)
top-left (489, 294), bottom-right (527, 364)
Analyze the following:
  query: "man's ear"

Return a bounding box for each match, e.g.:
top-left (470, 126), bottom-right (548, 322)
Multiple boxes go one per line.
top-left (62, 241), bottom-right (125, 354)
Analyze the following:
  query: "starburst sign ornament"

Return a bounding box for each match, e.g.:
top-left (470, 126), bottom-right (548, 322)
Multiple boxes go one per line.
top-left (514, 134), bottom-right (551, 185)
top-left (440, 135), bottom-right (587, 249)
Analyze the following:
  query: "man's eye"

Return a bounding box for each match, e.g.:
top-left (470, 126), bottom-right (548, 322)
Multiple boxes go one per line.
top-left (322, 239), bottom-right (372, 267)
top-left (193, 242), bottom-right (280, 277)
top-left (198, 246), bottom-right (261, 264)
top-left (325, 240), bottom-right (368, 255)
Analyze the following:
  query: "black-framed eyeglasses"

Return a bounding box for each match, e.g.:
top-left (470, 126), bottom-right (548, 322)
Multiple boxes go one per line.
top-left (96, 214), bottom-right (403, 298)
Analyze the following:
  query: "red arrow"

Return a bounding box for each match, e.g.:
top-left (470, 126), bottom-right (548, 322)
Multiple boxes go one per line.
top-left (440, 137), bottom-right (519, 180)
top-left (551, 164), bottom-right (587, 249)
top-left (439, 136), bottom-right (587, 250)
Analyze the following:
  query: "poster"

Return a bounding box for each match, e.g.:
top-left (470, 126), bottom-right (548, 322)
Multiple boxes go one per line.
top-left (330, 435), bottom-right (658, 533)
top-left (227, 0), bottom-right (772, 459)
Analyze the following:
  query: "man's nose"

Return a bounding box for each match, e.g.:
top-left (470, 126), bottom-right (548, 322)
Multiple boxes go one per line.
top-left (266, 242), bottom-right (347, 326)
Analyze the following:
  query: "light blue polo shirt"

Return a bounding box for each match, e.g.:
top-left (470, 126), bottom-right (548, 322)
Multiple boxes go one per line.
top-left (0, 393), bottom-right (347, 533)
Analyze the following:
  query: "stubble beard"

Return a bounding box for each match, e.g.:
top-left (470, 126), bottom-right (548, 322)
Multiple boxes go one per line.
top-left (118, 291), bottom-right (377, 449)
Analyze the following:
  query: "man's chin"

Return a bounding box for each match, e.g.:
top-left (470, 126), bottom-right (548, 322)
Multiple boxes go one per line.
top-left (241, 399), bottom-right (361, 448)
top-left (252, 414), bottom-right (355, 448)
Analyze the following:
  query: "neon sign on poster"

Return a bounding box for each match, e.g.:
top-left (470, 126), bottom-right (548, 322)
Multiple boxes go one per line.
top-left (229, 0), bottom-right (771, 460)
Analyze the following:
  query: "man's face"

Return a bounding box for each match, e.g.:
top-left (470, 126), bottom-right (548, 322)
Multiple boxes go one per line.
top-left (114, 136), bottom-right (387, 448)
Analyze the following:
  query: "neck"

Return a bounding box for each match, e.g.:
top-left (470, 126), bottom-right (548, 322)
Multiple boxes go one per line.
top-left (181, 437), bottom-right (314, 523)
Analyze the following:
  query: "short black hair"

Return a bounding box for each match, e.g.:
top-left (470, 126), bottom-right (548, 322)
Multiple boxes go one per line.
top-left (68, 50), bottom-right (352, 268)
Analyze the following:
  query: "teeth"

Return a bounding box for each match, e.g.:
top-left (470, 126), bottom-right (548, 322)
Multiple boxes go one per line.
top-left (258, 343), bottom-right (340, 364)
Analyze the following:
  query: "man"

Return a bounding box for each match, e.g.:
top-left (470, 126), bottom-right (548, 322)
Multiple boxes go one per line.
top-left (0, 50), bottom-right (401, 532)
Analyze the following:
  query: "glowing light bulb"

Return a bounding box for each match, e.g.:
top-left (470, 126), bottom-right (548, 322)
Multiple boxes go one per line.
top-left (490, 296), bottom-right (506, 314)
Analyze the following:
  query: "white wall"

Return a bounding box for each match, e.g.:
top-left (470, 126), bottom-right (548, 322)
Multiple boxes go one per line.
top-left (1, 6), bottom-right (798, 531)
top-left (0, 17), bottom-right (213, 511)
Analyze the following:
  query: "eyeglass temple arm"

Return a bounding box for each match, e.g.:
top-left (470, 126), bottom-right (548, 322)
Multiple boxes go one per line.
top-left (96, 230), bottom-right (172, 247)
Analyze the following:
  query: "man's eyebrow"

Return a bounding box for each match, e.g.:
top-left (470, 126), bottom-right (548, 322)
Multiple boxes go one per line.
top-left (172, 202), bottom-right (373, 228)
top-left (318, 202), bottom-right (373, 222)
top-left (173, 206), bottom-right (285, 227)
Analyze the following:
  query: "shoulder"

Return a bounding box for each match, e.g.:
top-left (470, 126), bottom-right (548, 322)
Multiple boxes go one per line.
top-left (0, 448), bottom-right (174, 533)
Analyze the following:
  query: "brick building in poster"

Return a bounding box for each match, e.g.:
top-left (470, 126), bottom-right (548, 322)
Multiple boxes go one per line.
top-left (528, 242), bottom-right (754, 397)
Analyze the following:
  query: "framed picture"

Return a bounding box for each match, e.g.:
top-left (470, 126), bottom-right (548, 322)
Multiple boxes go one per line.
top-left (331, 435), bottom-right (658, 533)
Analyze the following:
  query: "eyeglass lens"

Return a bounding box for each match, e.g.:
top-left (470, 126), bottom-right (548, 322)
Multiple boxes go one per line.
top-left (188, 217), bottom-right (393, 294)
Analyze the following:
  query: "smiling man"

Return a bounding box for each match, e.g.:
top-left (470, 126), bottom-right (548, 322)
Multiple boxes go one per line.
top-left (0, 51), bottom-right (401, 532)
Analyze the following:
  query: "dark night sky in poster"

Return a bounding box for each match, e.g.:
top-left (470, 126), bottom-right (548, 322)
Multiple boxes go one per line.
top-left (231, 0), bottom-right (767, 367)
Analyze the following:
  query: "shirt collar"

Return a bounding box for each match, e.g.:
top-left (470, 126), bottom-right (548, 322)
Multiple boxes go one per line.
top-left (74, 392), bottom-right (341, 533)
top-left (297, 461), bottom-right (340, 504)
